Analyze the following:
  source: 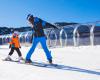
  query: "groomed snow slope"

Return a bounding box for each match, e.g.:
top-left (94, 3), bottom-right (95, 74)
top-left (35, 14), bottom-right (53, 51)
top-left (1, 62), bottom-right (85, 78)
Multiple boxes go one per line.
top-left (0, 45), bottom-right (100, 80)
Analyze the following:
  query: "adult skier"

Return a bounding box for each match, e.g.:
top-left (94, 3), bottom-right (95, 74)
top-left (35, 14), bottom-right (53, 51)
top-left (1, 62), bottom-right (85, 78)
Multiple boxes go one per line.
top-left (25, 14), bottom-right (53, 64)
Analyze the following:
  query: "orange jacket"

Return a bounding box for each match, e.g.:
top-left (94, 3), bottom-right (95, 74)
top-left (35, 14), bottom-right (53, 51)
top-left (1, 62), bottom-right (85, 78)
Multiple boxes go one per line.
top-left (9, 34), bottom-right (21, 48)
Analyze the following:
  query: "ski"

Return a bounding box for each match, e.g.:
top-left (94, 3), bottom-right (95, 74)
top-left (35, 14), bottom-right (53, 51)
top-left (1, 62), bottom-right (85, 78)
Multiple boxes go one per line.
top-left (2, 59), bottom-right (59, 68)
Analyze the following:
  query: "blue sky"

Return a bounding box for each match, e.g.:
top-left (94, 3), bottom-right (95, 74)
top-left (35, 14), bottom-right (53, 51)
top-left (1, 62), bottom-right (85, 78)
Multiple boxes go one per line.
top-left (0, 0), bottom-right (100, 27)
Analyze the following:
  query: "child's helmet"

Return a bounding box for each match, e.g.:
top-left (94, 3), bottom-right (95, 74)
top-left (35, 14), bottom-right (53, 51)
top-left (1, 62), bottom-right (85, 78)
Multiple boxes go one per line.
top-left (13, 31), bottom-right (19, 36)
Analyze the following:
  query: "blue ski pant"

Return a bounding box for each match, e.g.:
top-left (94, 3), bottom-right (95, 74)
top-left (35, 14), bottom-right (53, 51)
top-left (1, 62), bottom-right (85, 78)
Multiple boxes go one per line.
top-left (26, 37), bottom-right (52, 61)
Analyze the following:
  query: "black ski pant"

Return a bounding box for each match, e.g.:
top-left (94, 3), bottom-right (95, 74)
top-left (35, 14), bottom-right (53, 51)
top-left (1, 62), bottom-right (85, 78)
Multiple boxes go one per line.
top-left (9, 47), bottom-right (22, 57)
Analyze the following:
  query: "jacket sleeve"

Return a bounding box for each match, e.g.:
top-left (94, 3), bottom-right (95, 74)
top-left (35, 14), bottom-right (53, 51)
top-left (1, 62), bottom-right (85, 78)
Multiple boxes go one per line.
top-left (35, 17), bottom-right (58, 29)
top-left (42, 21), bottom-right (46, 27)
top-left (45, 22), bottom-right (58, 29)
top-left (40, 18), bottom-right (58, 29)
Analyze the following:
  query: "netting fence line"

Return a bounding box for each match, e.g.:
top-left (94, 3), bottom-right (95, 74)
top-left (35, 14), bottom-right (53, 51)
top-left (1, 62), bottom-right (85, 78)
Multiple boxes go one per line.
top-left (0, 22), bottom-right (100, 47)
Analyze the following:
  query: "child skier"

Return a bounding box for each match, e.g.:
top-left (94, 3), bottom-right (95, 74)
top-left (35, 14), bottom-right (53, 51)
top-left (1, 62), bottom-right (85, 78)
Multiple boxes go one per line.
top-left (25, 14), bottom-right (52, 64)
top-left (5, 31), bottom-right (23, 61)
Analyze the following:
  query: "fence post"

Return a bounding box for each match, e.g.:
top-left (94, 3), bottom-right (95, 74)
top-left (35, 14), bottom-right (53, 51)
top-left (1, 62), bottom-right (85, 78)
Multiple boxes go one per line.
top-left (60, 29), bottom-right (67, 47)
top-left (73, 25), bottom-right (80, 46)
top-left (47, 29), bottom-right (57, 47)
top-left (90, 24), bottom-right (95, 46)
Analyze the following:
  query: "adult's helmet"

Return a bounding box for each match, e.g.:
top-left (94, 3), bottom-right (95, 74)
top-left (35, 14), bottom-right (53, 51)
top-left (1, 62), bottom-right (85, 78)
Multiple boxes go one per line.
top-left (27, 14), bottom-right (34, 20)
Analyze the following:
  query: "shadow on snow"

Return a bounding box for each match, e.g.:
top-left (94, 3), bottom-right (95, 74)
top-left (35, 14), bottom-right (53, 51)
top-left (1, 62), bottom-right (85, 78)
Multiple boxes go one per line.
top-left (3, 60), bottom-right (100, 76)
top-left (24, 61), bottom-right (100, 76)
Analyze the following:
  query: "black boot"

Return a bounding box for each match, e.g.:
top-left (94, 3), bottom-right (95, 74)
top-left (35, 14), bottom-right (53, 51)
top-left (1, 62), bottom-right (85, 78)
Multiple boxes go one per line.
top-left (25, 59), bottom-right (32, 63)
top-left (48, 59), bottom-right (52, 64)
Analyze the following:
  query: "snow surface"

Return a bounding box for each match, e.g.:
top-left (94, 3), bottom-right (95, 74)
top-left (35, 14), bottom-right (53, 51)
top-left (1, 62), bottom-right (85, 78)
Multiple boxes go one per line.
top-left (0, 45), bottom-right (100, 80)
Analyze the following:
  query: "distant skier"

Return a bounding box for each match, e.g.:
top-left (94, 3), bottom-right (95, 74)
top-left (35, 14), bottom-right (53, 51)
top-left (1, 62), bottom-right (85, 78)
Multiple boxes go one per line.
top-left (5, 31), bottom-right (23, 61)
top-left (25, 14), bottom-right (52, 64)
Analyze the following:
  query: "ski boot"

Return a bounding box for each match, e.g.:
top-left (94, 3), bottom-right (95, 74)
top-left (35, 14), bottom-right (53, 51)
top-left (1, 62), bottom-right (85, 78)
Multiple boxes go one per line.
top-left (18, 56), bottom-right (24, 62)
top-left (25, 59), bottom-right (32, 63)
top-left (48, 59), bottom-right (52, 64)
top-left (5, 56), bottom-right (12, 61)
